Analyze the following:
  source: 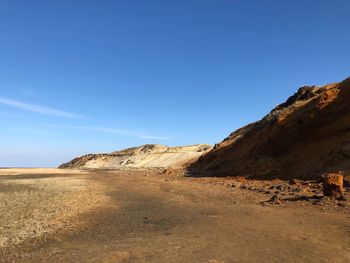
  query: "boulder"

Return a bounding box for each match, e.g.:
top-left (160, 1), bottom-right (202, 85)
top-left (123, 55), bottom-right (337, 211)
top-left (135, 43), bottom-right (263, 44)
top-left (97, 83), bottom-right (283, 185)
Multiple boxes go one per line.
top-left (322, 173), bottom-right (343, 198)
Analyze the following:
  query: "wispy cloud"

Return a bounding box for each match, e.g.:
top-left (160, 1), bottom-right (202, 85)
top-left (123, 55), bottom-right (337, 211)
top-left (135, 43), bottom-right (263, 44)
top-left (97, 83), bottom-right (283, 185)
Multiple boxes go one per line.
top-left (43, 124), bottom-right (171, 140)
top-left (0, 97), bottom-right (171, 140)
top-left (0, 97), bottom-right (87, 119)
top-left (9, 127), bottom-right (49, 135)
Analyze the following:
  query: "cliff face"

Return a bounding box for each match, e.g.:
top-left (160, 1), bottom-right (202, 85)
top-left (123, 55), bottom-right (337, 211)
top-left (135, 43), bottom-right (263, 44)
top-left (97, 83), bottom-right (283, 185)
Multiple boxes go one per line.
top-left (190, 77), bottom-right (350, 180)
top-left (59, 144), bottom-right (212, 169)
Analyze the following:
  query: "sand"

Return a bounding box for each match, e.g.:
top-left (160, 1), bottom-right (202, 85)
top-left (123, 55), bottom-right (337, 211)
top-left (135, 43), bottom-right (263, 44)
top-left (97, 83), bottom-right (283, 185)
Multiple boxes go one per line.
top-left (0, 168), bottom-right (350, 262)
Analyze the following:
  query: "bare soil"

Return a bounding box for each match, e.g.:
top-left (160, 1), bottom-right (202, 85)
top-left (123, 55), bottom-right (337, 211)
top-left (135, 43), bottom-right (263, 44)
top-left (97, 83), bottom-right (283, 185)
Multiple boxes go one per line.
top-left (0, 168), bottom-right (350, 262)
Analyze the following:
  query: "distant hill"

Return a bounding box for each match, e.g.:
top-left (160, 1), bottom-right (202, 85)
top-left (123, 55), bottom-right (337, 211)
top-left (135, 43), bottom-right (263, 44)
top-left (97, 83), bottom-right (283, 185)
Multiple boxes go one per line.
top-left (189, 77), bottom-right (350, 180)
top-left (59, 144), bottom-right (212, 169)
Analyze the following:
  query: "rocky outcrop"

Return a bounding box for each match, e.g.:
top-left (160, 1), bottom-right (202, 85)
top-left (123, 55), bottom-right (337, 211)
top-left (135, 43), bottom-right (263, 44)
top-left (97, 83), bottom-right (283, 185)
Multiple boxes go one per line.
top-left (322, 173), bottom-right (343, 198)
top-left (59, 144), bottom-right (212, 169)
top-left (190, 77), bottom-right (350, 180)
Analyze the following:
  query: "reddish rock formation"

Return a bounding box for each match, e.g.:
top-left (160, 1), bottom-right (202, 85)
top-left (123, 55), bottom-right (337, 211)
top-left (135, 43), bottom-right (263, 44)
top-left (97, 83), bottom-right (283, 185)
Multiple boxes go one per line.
top-left (322, 173), bottom-right (343, 198)
top-left (190, 77), bottom-right (350, 180)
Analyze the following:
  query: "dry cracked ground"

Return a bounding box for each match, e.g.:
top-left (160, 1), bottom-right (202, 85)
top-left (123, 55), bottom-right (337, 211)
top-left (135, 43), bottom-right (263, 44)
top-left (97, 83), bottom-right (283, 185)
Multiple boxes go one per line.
top-left (0, 168), bottom-right (350, 263)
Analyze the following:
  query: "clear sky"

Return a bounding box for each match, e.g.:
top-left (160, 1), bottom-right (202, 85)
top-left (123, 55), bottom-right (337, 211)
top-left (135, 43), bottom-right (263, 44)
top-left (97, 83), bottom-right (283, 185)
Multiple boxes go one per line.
top-left (0, 0), bottom-right (349, 167)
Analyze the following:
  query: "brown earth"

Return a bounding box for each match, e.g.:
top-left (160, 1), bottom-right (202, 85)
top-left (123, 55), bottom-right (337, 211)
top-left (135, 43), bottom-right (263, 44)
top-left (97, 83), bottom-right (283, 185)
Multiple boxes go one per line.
top-left (190, 77), bottom-right (350, 180)
top-left (1, 168), bottom-right (350, 263)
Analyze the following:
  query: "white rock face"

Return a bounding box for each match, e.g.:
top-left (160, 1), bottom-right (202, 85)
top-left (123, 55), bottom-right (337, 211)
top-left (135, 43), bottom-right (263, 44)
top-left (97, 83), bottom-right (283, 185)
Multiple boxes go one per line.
top-left (59, 144), bottom-right (212, 169)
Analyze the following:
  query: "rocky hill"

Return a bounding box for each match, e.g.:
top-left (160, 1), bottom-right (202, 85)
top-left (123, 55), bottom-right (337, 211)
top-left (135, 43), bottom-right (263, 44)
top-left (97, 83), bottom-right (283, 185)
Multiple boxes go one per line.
top-left (59, 144), bottom-right (212, 169)
top-left (189, 77), bottom-right (350, 180)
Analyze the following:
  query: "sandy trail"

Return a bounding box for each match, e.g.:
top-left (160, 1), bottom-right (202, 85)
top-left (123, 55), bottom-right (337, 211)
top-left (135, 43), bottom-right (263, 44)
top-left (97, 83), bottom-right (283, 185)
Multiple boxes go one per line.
top-left (0, 169), bottom-right (349, 262)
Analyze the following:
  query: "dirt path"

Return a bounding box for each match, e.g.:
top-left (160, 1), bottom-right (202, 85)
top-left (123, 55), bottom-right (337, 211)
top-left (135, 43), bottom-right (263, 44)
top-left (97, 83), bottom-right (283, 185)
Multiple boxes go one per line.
top-left (1, 169), bottom-right (350, 262)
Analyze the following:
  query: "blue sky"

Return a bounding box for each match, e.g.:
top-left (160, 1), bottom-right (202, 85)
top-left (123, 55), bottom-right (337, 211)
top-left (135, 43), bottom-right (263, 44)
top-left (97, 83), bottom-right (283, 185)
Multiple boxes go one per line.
top-left (0, 0), bottom-right (349, 167)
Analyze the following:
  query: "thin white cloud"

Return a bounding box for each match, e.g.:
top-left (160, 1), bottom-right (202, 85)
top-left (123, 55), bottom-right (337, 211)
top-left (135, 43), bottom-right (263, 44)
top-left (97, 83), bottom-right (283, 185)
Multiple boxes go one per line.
top-left (43, 124), bottom-right (171, 140)
top-left (10, 127), bottom-right (49, 135)
top-left (0, 97), bottom-right (87, 119)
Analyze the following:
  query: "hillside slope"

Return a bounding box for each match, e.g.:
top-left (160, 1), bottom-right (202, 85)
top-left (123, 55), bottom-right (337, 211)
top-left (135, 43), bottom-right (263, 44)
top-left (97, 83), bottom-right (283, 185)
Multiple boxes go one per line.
top-left (189, 77), bottom-right (350, 180)
top-left (59, 144), bottom-right (212, 169)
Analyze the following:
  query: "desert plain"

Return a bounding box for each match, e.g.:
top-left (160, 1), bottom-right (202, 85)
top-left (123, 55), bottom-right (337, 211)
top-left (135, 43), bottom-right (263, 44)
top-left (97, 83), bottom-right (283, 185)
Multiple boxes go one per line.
top-left (0, 168), bottom-right (349, 263)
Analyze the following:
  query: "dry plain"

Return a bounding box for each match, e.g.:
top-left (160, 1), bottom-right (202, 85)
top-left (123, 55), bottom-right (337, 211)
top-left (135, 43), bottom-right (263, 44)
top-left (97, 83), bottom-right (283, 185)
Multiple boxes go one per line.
top-left (0, 168), bottom-right (350, 263)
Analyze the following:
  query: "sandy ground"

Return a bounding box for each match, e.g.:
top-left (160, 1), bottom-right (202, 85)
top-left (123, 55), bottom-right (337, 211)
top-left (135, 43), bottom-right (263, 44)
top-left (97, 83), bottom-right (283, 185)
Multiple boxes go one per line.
top-left (0, 168), bottom-right (87, 175)
top-left (0, 168), bottom-right (350, 262)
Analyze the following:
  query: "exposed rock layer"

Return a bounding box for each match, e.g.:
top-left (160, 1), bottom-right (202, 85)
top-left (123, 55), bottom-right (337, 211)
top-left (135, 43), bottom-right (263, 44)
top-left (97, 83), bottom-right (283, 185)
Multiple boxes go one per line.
top-left (190, 77), bottom-right (350, 180)
top-left (59, 144), bottom-right (212, 169)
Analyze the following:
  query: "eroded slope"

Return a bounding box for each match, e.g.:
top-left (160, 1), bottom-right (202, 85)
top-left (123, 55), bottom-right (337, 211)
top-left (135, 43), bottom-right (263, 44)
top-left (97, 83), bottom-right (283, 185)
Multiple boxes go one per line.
top-left (190, 77), bottom-right (350, 180)
top-left (60, 144), bottom-right (212, 169)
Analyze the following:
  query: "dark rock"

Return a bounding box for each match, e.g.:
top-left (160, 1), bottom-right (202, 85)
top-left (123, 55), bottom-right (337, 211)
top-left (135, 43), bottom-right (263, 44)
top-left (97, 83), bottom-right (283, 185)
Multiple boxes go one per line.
top-left (344, 175), bottom-right (350, 187)
top-left (337, 195), bottom-right (347, 201)
top-left (265, 194), bottom-right (285, 205)
top-left (292, 187), bottom-right (302, 192)
top-left (289, 179), bottom-right (298, 185)
top-left (276, 185), bottom-right (285, 191)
